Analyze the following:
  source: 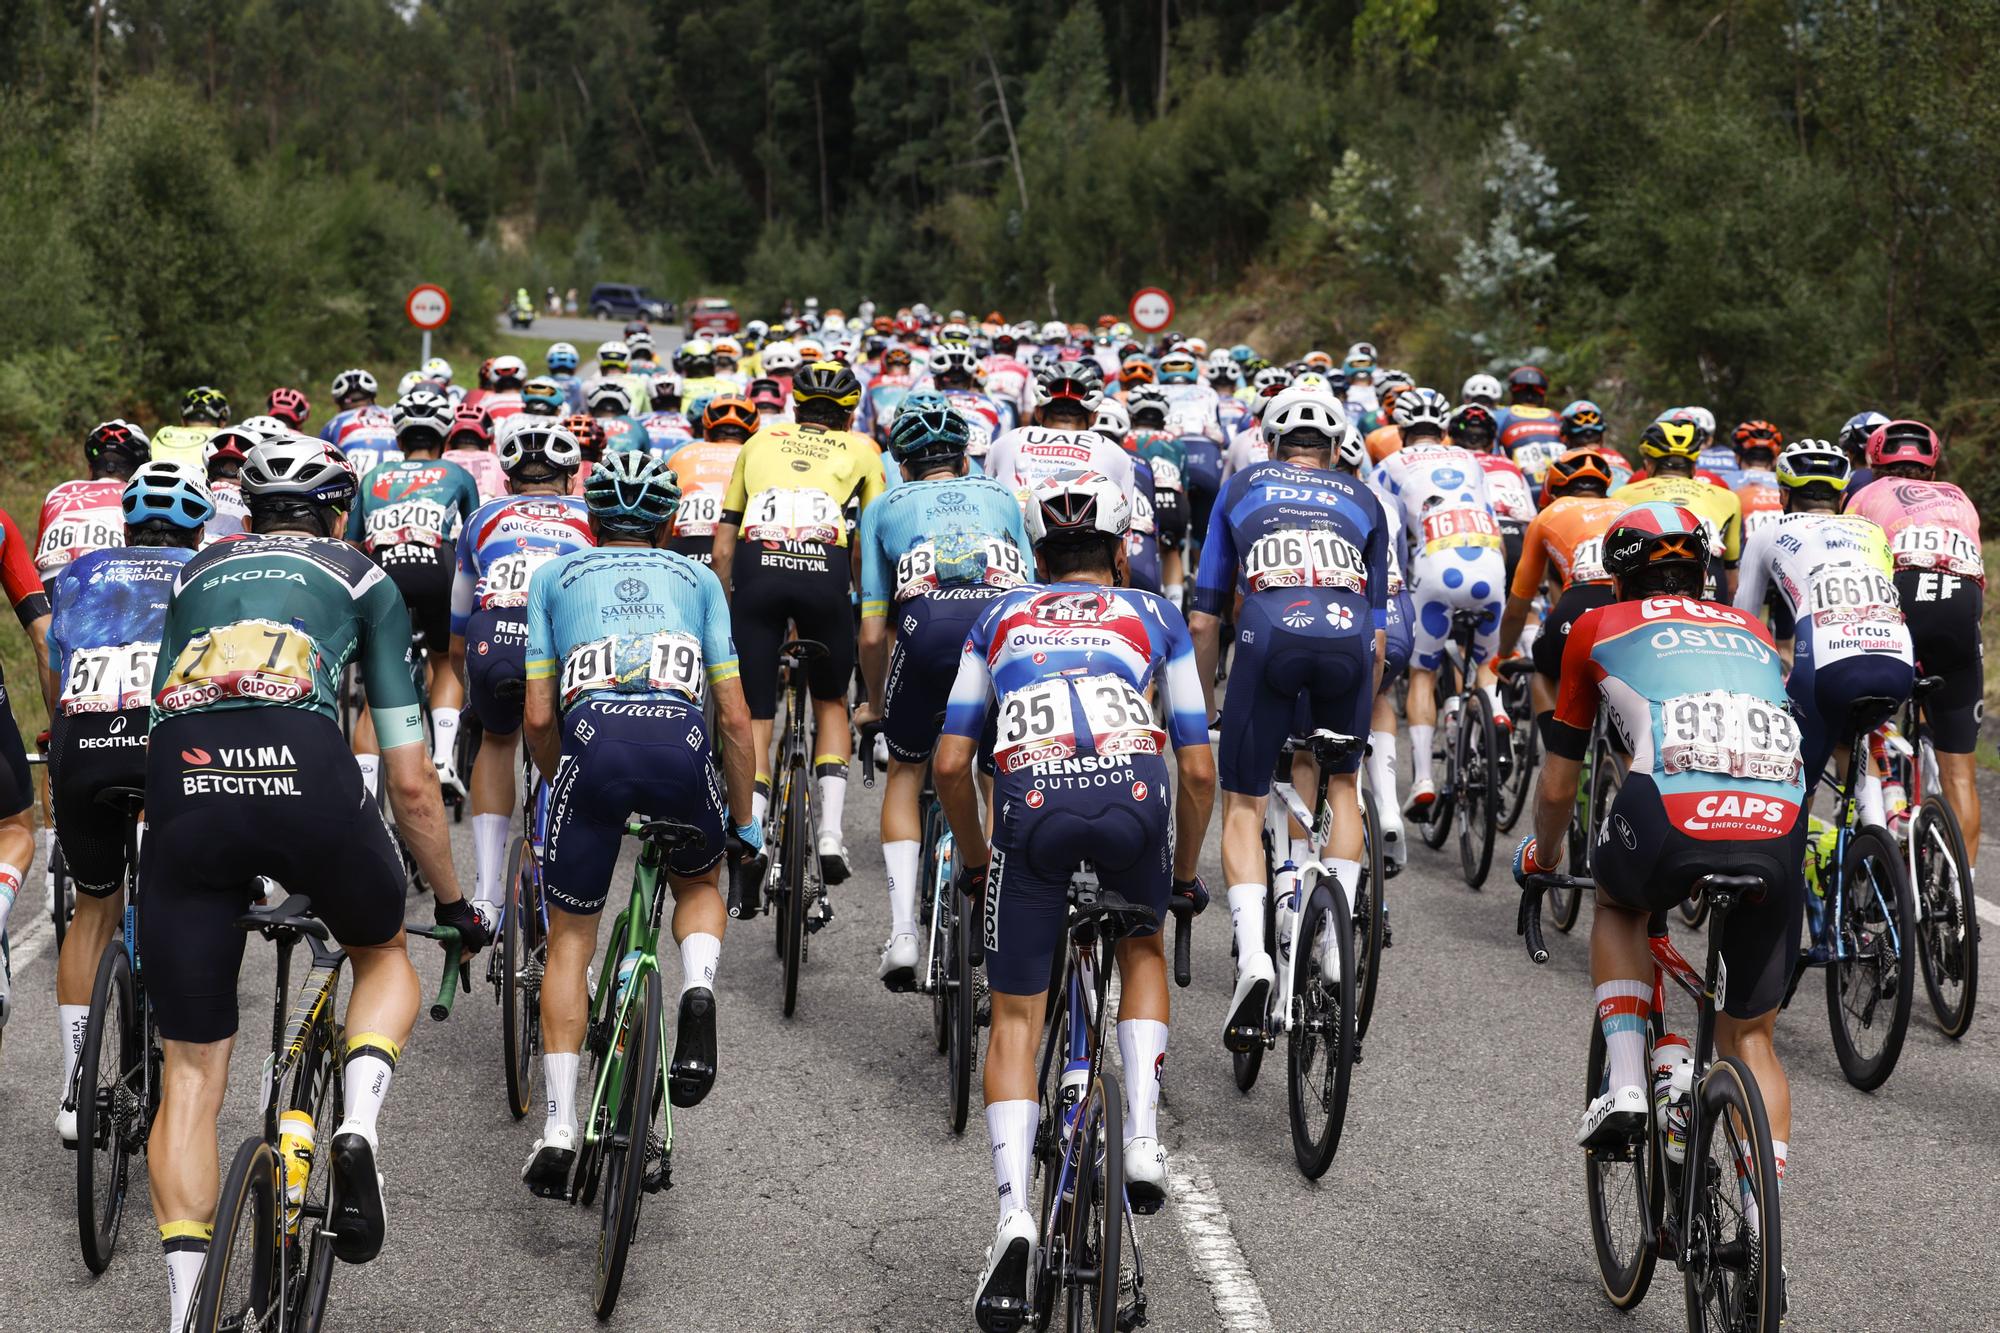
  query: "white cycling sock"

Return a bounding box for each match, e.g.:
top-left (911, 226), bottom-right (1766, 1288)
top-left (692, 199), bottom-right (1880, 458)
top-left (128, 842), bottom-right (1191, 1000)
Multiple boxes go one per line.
top-left (162, 1230), bottom-right (210, 1333)
top-left (38, 826), bottom-right (53, 891)
top-left (986, 1099), bottom-right (1039, 1223)
top-left (1163, 581), bottom-right (1184, 608)
top-left (1407, 726), bottom-right (1434, 782)
top-left (884, 839), bottom-right (920, 939)
top-left (816, 762), bottom-right (848, 841)
top-left (336, 1034), bottom-right (399, 1145)
top-left (0, 862), bottom-right (20, 939)
top-left (1328, 858), bottom-right (1361, 920)
top-left (355, 752), bottom-right (381, 799)
top-left (544, 1051), bottom-right (579, 1139)
top-left (1228, 882), bottom-right (1266, 965)
top-left (1594, 981), bottom-right (1651, 1094)
top-left (1857, 770), bottom-right (1886, 828)
top-left (58, 1003), bottom-right (89, 1106)
top-left (750, 782), bottom-right (769, 829)
top-left (472, 814), bottom-right (511, 910)
top-left (1117, 1019), bottom-right (1167, 1143)
top-left (678, 931), bottom-right (720, 998)
top-left (1368, 730), bottom-right (1399, 808)
top-left (431, 707), bottom-right (461, 770)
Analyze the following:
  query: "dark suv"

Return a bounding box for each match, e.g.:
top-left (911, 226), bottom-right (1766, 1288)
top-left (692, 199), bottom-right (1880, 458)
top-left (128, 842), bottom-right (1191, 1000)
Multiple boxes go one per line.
top-left (587, 283), bottom-right (673, 323)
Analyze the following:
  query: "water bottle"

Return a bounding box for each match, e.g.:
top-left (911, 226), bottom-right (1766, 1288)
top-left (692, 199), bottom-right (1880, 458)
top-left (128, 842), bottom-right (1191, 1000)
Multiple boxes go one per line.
top-left (1057, 1058), bottom-right (1090, 1140)
top-left (1650, 1034), bottom-right (1693, 1165)
top-left (613, 950), bottom-right (642, 1006)
top-left (278, 1109), bottom-right (316, 1235)
top-left (1273, 870), bottom-right (1299, 963)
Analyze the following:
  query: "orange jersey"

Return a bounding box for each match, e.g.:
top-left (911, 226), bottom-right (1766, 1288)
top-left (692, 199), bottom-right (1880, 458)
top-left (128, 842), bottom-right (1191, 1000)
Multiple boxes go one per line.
top-left (1365, 422), bottom-right (1402, 463)
top-left (1734, 470), bottom-right (1783, 542)
top-left (1510, 494), bottom-right (1628, 598)
top-left (664, 438), bottom-right (744, 540)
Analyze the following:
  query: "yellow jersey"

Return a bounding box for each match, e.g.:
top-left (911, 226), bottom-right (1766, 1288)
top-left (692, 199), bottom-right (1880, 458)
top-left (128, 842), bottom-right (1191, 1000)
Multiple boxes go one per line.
top-left (723, 420), bottom-right (885, 548)
top-left (1614, 472), bottom-right (1743, 565)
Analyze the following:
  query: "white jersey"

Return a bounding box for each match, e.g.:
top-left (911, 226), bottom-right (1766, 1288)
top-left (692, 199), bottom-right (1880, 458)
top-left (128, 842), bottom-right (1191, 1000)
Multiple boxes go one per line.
top-left (1372, 443), bottom-right (1503, 570)
top-left (1222, 425), bottom-right (1268, 481)
top-left (1366, 476), bottom-right (1408, 595)
top-left (1159, 384), bottom-right (1224, 442)
top-left (984, 426), bottom-right (1137, 514)
top-left (1733, 511), bottom-right (1912, 669)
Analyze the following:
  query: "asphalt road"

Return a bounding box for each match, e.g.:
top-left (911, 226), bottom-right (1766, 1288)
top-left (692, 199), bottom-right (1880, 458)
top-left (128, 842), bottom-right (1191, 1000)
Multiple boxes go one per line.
top-left (495, 314), bottom-right (680, 352)
top-left (3, 746), bottom-right (1999, 1332)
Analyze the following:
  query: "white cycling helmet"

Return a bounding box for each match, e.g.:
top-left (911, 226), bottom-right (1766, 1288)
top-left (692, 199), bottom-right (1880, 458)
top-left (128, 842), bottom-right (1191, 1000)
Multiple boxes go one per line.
top-left (330, 368), bottom-right (377, 402)
top-left (496, 421), bottom-right (583, 474)
top-left (1127, 385), bottom-right (1170, 423)
top-left (421, 356), bottom-right (454, 385)
top-left (930, 346), bottom-right (980, 379)
top-left (240, 435), bottom-right (357, 506)
top-left (1093, 399), bottom-right (1132, 437)
top-left (596, 340), bottom-right (631, 366)
top-left (1460, 373), bottom-right (1503, 407)
top-left (1337, 422), bottom-right (1368, 469)
top-left (586, 379), bottom-right (633, 415)
top-left (761, 341), bottom-right (801, 373)
top-left (1038, 320), bottom-right (1068, 344)
top-left (396, 370), bottom-right (428, 398)
top-left (1262, 390), bottom-right (1348, 447)
top-left (237, 414), bottom-right (290, 440)
top-left (1393, 386), bottom-right (1452, 433)
top-left (1288, 372), bottom-right (1340, 403)
top-left (488, 355), bottom-right (527, 389)
top-left (1025, 470), bottom-right (1130, 545)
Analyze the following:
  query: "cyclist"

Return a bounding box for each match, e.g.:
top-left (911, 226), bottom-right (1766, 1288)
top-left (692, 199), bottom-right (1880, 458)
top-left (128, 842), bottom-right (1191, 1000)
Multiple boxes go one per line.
top-left (565, 412), bottom-right (609, 488)
top-left (44, 464), bottom-right (211, 1143)
top-left (200, 424), bottom-right (259, 540)
top-left (346, 389), bottom-right (482, 796)
top-left (420, 356), bottom-right (460, 405)
top-left (628, 328), bottom-right (662, 377)
top-left (1491, 365), bottom-right (1566, 486)
top-left (152, 386), bottom-right (230, 474)
top-left (1372, 388), bottom-right (1507, 816)
top-left (936, 473), bottom-right (1213, 1326)
top-left (0, 487), bottom-right (50, 1029)
top-left (1836, 410), bottom-right (1889, 505)
top-left (519, 452), bottom-right (758, 1191)
top-left (1557, 399), bottom-right (1633, 488)
top-left (320, 369), bottom-right (387, 442)
top-left (985, 363), bottom-right (1136, 518)
top-left (477, 356), bottom-right (530, 427)
top-left (1156, 350), bottom-right (1223, 440)
top-left (142, 435), bottom-right (484, 1329)
top-left (712, 360), bottom-right (884, 885)
top-left (638, 371), bottom-right (692, 455)
top-left (1362, 372), bottom-right (1412, 462)
top-left (450, 423), bottom-right (595, 927)
top-left (1497, 449), bottom-right (1625, 725)
top-left (1453, 404), bottom-right (1535, 591)
top-left (663, 395), bottom-right (757, 566)
top-left (1514, 503), bottom-right (1804, 1207)
top-left (546, 341), bottom-right (586, 410)
top-left (853, 405), bottom-right (1032, 988)
top-left (1341, 421), bottom-right (1417, 867)
top-left (1733, 442), bottom-right (1911, 841)
top-left (1731, 419), bottom-right (1785, 542)
top-left (1845, 419), bottom-right (1984, 862)
top-left (1460, 372), bottom-right (1503, 410)
top-left (520, 376), bottom-right (567, 420)
top-left (1615, 419), bottom-right (1743, 597)
top-left (1188, 393), bottom-right (1389, 1050)
top-left (440, 403), bottom-right (508, 504)
top-left (584, 378), bottom-right (650, 453)
top-left (928, 346), bottom-right (1004, 436)
top-left (760, 340), bottom-right (802, 399)
top-left (38, 420), bottom-right (150, 586)
top-left (266, 386), bottom-right (311, 431)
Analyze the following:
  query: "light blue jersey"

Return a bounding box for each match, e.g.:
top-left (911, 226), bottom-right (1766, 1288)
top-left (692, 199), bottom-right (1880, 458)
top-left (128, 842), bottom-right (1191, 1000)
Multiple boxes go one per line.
top-left (525, 547), bottom-right (738, 710)
top-left (857, 472), bottom-right (1034, 618)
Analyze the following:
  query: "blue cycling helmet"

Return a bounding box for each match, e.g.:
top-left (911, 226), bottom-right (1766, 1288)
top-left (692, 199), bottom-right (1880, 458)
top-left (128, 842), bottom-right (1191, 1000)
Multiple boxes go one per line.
top-left (584, 451), bottom-right (682, 536)
top-left (898, 389), bottom-right (954, 416)
top-left (547, 342), bottom-right (580, 374)
top-left (1229, 343), bottom-right (1255, 364)
top-left (1838, 410), bottom-right (1888, 459)
top-left (122, 461), bottom-right (216, 530)
top-left (888, 404), bottom-right (972, 467)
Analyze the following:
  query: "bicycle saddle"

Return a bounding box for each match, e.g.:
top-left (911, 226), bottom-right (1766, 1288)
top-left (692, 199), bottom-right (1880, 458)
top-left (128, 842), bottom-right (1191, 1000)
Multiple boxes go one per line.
top-left (94, 785), bottom-right (145, 817)
top-left (1069, 885), bottom-right (1160, 942)
top-left (494, 677), bottom-right (527, 703)
top-left (781, 638), bottom-right (830, 662)
top-left (1910, 674), bottom-right (1944, 701)
top-left (234, 893), bottom-right (329, 940)
top-left (627, 816), bottom-right (702, 849)
top-left (1845, 695), bottom-right (1902, 735)
top-left (1450, 608), bottom-right (1486, 632)
top-left (1697, 873), bottom-right (1769, 912)
top-left (1282, 729), bottom-right (1363, 766)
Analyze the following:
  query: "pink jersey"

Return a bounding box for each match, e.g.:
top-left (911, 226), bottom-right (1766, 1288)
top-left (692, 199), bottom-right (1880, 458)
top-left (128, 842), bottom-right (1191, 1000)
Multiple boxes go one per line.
top-left (1846, 478), bottom-right (1983, 584)
top-left (443, 448), bottom-right (509, 503)
top-left (36, 478), bottom-right (126, 579)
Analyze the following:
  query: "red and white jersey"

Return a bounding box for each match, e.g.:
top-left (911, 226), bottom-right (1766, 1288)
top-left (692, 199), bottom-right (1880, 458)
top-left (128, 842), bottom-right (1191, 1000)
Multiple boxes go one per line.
top-left (983, 426), bottom-right (1137, 515)
top-left (36, 478), bottom-right (126, 580)
top-left (1476, 453), bottom-right (1537, 525)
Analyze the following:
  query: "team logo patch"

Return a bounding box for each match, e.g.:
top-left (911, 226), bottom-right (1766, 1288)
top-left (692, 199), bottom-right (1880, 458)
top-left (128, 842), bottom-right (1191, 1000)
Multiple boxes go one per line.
top-left (1614, 815), bottom-right (1636, 850)
top-left (1032, 652), bottom-right (1047, 664)
top-left (1282, 599), bottom-right (1314, 630)
top-left (1328, 603), bottom-right (1354, 629)
top-left (615, 577), bottom-right (647, 603)
top-left (181, 748), bottom-right (211, 766)
top-left (1132, 781), bottom-right (1149, 801)
top-left (1025, 788), bottom-right (1044, 809)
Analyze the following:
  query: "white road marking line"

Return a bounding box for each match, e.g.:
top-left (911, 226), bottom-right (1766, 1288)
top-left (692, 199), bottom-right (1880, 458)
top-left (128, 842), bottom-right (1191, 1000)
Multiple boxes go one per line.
top-left (1975, 896), bottom-right (2000, 929)
top-left (1167, 1149), bottom-right (1274, 1332)
top-left (5, 909), bottom-right (53, 975)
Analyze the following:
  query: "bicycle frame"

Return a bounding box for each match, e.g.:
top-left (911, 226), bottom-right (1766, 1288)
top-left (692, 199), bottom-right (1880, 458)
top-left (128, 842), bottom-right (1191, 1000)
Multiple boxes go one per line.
top-left (255, 932), bottom-right (347, 1144)
top-left (583, 841), bottom-right (676, 1168)
top-left (1809, 724), bottom-right (1907, 968)
top-left (1265, 774), bottom-right (1337, 1041)
top-left (918, 779), bottom-right (958, 999)
top-left (766, 654), bottom-right (827, 922)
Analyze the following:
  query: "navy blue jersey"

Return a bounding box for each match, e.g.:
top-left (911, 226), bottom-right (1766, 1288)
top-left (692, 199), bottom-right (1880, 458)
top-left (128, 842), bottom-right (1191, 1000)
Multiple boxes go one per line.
top-left (1191, 460), bottom-right (1389, 633)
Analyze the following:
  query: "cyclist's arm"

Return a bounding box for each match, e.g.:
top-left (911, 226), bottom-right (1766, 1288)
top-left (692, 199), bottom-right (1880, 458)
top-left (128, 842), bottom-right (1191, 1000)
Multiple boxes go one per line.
top-left (343, 488), bottom-right (366, 545)
top-left (1186, 483), bottom-right (1239, 713)
top-left (1157, 608), bottom-right (1216, 880)
top-left (1730, 529), bottom-right (1773, 619)
top-left (1498, 516), bottom-right (1551, 658)
top-left (1531, 613), bottom-right (1604, 861)
top-left (713, 448), bottom-right (749, 595)
top-left (522, 564), bottom-right (561, 781)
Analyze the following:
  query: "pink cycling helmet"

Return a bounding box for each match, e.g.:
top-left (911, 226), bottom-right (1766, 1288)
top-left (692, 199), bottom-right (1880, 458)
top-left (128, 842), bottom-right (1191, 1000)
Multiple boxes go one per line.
top-left (1865, 418), bottom-right (1941, 469)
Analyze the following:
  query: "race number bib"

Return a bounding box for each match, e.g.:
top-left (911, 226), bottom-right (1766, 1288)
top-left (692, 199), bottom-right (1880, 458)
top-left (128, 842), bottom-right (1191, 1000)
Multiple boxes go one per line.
top-left (1741, 507), bottom-right (1783, 539)
top-left (1807, 565), bottom-right (1900, 622)
top-left (480, 549), bottom-right (556, 609)
top-left (1891, 525), bottom-right (1982, 578)
top-left (1150, 458), bottom-right (1184, 493)
top-left (1073, 674), bottom-right (1165, 758)
top-left (560, 632), bottom-right (706, 707)
top-left (672, 489), bottom-right (725, 538)
top-left (158, 619), bottom-right (319, 712)
top-left (365, 499), bottom-right (452, 550)
top-left (1420, 506), bottom-right (1502, 554)
top-left (894, 538), bottom-right (1027, 602)
top-left (743, 487), bottom-right (843, 544)
top-left (994, 679), bottom-right (1078, 773)
top-left (1244, 529), bottom-right (1367, 595)
top-left (36, 514), bottom-right (123, 569)
top-left (1511, 440), bottom-right (1566, 482)
top-left (60, 641), bottom-right (158, 715)
top-left (1568, 536), bottom-right (1609, 585)
top-left (1659, 690), bottom-right (1801, 785)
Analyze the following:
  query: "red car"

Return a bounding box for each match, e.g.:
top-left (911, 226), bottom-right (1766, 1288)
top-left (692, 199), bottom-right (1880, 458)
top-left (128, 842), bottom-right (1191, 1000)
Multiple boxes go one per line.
top-left (686, 296), bottom-right (740, 336)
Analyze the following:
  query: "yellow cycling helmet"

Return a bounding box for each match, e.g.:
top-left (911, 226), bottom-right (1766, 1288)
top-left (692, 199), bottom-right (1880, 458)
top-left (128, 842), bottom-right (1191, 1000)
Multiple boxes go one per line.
top-left (792, 360), bottom-right (862, 410)
top-left (1639, 419), bottom-right (1702, 461)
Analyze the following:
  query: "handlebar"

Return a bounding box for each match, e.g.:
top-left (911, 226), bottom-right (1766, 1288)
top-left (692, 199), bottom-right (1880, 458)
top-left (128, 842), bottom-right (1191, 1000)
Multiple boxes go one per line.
top-left (1496, 657), bottom-right (1535, 681)
top-left (1169, 900), bottom-right (1193, 988)
top-left (405, 924), bottom-right (471, 1021)
top-left (857, 721), bottom-right (882, 788)
top-left (1517, 872), bottom-right (1593, 966)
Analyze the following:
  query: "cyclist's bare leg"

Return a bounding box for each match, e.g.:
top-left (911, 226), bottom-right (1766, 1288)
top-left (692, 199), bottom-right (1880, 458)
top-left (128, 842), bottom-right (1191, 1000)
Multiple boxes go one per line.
top-left (984, 989), bottom-right (1043, 1103)
top-left (1406, 666), bottom-right (1438, 797)
top-left (149, 1036), bottom-right (233, 1228)
top-left (749, 717), bottom-right (774, 823)
top-left (1937, 749), bottom-right (1980, 868)
top-left (1219, 791), bottom-right (1265, 896)
top-left (427, 648), bottom-right (460, 713)
top-left (541, 907), bottom-right (597, 1056)
top-left (55, 889), bottom-right (120, 1005)
top-left (342, 938), bottom-right (420, 1057)
top-left (1715, 1009), bottom-right (1789, 1154)
top-left (1588, 894), bottom-right (1653, 985)
top-left (1113, 934), bottom-right (1167, 1024)
top-left (667, 866), bottom-right (727, 949)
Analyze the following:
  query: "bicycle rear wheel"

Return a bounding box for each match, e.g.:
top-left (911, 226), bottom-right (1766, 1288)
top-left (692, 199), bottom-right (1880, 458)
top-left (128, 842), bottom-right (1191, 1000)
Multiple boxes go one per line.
top-left (1420, 666), bottom-right (1457, 851)
top-left (1288, 882), bottom-right (1356, 1179)
top-left (286, 1020), bottom-right (344, 1333)
top-left (190, 1138), bottom-right (282, 1333)
top-left (1353, 787), bottom-right (1387, 1041)
top-left (945, 872), bottom-right (975, 1135)
top-left (1457, 689), bottom-right (1497, 888)
top-left (779, 765), bottom-right (808, 1018)
top-left (1826, 824), bottom-right (1915, 1090)
top-left (1911, 797), bottom-right (1978, 1037)
top-left (1063, 1069), bottom-right (1123, 1333)
top-left (1582, 1019), bottom-right (1659, 1308)
top-left (594, 969), bottom-right (664, 1320)
top-left (76, 940), bottom-right (135, 1273)
top-left (501, 837), bottom-right (545, 1120)
top-left (51, 843), bottom-right (73, 949)
top-left (1683, 1057), bottom-right (1783, 1333)
top-left (925, 806), bottom-right (950, 1054)
top-left (1496, 683), bottom-right (1539, 833)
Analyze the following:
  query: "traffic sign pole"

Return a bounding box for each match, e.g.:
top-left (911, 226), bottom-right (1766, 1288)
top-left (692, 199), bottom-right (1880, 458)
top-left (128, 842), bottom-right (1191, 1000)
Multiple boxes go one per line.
top-left (405, 283), bottom-right (451, 369)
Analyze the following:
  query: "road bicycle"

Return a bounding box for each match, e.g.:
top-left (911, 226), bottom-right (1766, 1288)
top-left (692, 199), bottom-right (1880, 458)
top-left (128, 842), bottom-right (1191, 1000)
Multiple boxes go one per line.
top-left (1552, 703), bottom-right (1622, 938)
top-left (1233, 730), bottom-right (1362, 1179)
top-left (563, 817), bottom-right (702, 1320)
top-left (191, 897), bottom-right (465, 1333)
top-left (1521, 872), bottom-right (1786, 1332)
top-left (488, 684), bottom-right (550, 1120)
top-left (67, 783), bottom-right (151, 1274)
top-left (1417, 608), bottom-right (1501, 889)
top-left (1881, 673), bottom-right (1978, 1036)
top-left (1494, 653), bottom-right (1541, 833)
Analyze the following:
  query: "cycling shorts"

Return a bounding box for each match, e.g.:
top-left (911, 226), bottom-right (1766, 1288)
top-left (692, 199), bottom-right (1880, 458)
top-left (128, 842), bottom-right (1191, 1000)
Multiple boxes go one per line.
top-left (1789, 627), bottom-right (1913, 788)
top-left (1533, 583), bottom-right (1617, 682)
top-left (1380, 590), bottom-right (1414, 689)
top-left (1410, 548), bottom-right (1506, 673)
top-left (1183, 443), bottom-right (1222, 539)
top-left (730, 541), bottom-right (854, 717)
top-left (139, 710), bottom-right (405, 1043)
top-left (463, 608), bottom-right (528, 734)
top-left (1592, 773), bottom-right (1807, 1020)
top-left (882, 590), bottom-right (1000, 765)
top-left (0, 666), bottom-right (31, 820)
top-left (667, 536), bottom-right (714, 567)
top-left (1896, 569), bottom-right (1984, 753)
top-left (543, 697), bottom-right (726, 915)
top-left (1499, 519), bottom-right (1526, 587)
top-left (983, 751), bottom-right (1172, 996)
top-left (1152, 489), bottom-right (1188, 550)
top-left (1126, 533), bottom-right (1162, 596)
top-left (1218, 594), bottom-right (1375, 796)
top-left (48, 708), bottom-right (149, 896)
top-left (379, 541), bottom-right (455, 654)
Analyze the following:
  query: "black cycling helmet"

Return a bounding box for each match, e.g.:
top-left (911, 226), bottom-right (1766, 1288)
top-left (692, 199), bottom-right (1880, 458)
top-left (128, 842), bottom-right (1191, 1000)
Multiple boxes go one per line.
top-left (86, 419), bottom-right (153, 472)
top-left (1602, 502), bottom-right (1710, 595)
top-left (1506, 365), bottom-right (1550, 403)
top-left (791, 360), bottom-right (862, 412)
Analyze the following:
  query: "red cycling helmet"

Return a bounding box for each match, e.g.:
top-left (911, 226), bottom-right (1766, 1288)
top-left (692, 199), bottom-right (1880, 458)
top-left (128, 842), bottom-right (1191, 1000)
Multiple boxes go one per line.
top-left (447, 402), bottom-right (492, 447)
top-left (266, 386), bottom-right (311, 427)
top-left (1866, 419), bottom-right (1941, 469)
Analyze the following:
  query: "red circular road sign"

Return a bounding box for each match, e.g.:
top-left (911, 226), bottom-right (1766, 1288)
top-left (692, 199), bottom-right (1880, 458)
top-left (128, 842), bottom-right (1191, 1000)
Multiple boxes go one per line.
top-left (1128, 287), bottom-right (1174, 333)
top-left (405, 283), bottom-right (451, 330)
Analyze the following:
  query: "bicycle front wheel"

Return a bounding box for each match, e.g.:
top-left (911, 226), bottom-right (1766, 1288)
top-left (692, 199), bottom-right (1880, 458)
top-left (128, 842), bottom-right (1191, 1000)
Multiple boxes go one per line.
top-left (1582, 1018), bottom-right (1659, 1308)
top-left (1911, 797), bottom-right (1978, 1037)
top-left (945, 874), bottom-right (976, 1136)
top-left (1063, 1069), bottom-right (1124, 1333)
top-left (1496, 685), bottom-right (1539, 832)
top-left (594, 968), bottom-right (663, 1320)
top-left (1826, 824), bottom-right (1916, 1090)
top-left (502, 838), bottom-right (545, 1120)
top-left (1683, 1056), bottom-right (1783, 1333)
top-left (779, 766), bottom-right (808, 1018)
top-left (1354, 787), bottom-right (1387, 1041)
top-left (1457, 689), bottom-right (1498, 888)
top-left (190, 1138), bottom-right (282, 1333)
top-left (1288, 883), bottom-right (1356, 1179)
top-left (76, 939), bottom-right (136, 1273)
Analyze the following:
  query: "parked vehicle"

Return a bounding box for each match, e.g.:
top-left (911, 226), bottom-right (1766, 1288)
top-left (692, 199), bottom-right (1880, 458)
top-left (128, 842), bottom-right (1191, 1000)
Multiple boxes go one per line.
top-left (685, 296), bottom-right (740, 335)
top-left (588, 283), bottom-right (673, 322)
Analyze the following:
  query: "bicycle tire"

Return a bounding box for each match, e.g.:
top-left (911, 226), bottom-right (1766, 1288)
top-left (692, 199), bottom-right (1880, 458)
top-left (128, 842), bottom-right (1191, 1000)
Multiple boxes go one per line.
top-left (946, 868), bottom-right (975, 1136)
top-left (1684, 1056), bottom-right (1783, 1333)
top-left (1064, 1068), bottom-right (1123, 1333)
top-left (76, 939), bottom-right (135, 1273)
top-left (926, 804), bottom-right (950, 1055)
top-left (1457, 689), bottom-right (1498, 888)
top-left (1825, 824), bottom-right (1916, 1091)
top-left (780, 762), bottom-right (808, 1018)
top-left (286, 1018), bottom-right (345, 1333)
top-left (594, 968), bottom-right (663, 1320)
top-left (1288, 882), bottom-right (1355, 1179)
top-left (51, 842), bottom-right (71, 950)
top-left (1496, 682), bottom-right (1539, 832)
top-left (1911, 797), bottom-right (1979, 1037)
top-left (502, 835), bottom-right (544, 1120)
top-left (190, 1137), bottom-right (282, 1333)
top-left (1354, 787), bottom-right (1387, 1041)
top-left (1677, 888), bottom-right (1710, 929)
top-left (1234, 831), bottom-right (1275, 1093)
top-left (1581, 1019), bottom-right (1659, 1309)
